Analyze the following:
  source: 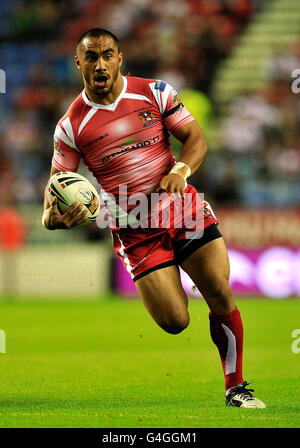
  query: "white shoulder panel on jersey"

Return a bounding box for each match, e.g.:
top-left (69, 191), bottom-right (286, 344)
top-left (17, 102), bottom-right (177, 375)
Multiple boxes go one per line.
top-left (62, 117), bottom-right (76, 147)
top-left (78, 108), bottom-right (98, 136)
top-left (149, 80), bottom-right (172, 115)
top-left (122, 92), bottom-right (152, 103)
top-left (54, 123), bottom-right (81, 153)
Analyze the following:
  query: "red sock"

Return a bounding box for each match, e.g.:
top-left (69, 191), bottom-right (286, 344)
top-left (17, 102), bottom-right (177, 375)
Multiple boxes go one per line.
top-left (209, 307), bottom-right (244, 391)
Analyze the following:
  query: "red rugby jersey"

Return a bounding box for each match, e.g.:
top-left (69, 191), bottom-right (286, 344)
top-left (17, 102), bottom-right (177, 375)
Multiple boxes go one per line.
top-left (52, 76), bottom-right (194, 206)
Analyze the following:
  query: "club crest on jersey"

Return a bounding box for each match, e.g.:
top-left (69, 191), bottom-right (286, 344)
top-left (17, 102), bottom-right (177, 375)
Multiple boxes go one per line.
top-left (54, 137), bottom-right (65, 157)
top-left (138, 110), bottom-right (157, 127)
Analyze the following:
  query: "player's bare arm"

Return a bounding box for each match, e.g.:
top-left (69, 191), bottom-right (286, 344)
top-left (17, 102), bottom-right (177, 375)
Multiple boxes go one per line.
top-left (158, 120), bottom-right (207, 197)
top-left (42, 166), bottom-right (88, 230)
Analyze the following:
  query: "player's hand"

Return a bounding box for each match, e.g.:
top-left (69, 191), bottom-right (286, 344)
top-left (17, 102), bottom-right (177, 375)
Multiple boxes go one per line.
top-left (156, 173), bottom-right (186, 198)
top-left (47, 196), bottom-right (88, 230)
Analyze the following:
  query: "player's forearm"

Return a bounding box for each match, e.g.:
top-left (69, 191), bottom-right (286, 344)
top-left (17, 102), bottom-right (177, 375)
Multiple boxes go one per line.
top-left (178, 128), bottom-right (207, 175)
top-left (42, 168), bottom-right (57, 228)
top-left (171, 120), bottom-right (208, 177)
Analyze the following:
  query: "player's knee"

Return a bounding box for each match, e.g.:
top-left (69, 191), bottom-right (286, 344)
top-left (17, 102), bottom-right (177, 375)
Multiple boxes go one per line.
top-left (161, 312), bottom-right (190, 335)
top-left (208, 280), bottom-right (233, 312)
top-left (215, 283), bottom-right (232, 301)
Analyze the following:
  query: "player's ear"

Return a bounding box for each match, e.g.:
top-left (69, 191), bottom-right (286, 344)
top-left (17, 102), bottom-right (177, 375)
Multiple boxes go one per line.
top-left (118, 52), bottom-right (123, 69)
top-left (75, 54), bottom-right (82, 71)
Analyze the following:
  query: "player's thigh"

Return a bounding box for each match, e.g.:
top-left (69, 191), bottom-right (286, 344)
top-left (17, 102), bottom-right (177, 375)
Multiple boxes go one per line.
top-left (180, 237), bottom-right (235, 314)
top-left (135, 265), bottom-right (190, 334)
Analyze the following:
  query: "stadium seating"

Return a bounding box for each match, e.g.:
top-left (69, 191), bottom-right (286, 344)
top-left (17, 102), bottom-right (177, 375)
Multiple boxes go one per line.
top-left (212, 0), bottom-right (300, 106)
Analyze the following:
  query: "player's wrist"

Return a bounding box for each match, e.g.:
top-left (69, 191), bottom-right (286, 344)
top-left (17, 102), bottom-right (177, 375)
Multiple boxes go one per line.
top-left (169, 162), bottom-right (191, 181)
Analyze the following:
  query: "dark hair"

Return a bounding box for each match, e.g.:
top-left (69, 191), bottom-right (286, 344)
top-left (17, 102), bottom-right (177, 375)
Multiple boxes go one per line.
top-left (76, 28), bottom-right (119, 53)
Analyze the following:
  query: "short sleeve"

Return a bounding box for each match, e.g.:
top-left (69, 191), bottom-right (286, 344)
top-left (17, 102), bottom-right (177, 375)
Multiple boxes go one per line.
top-left (52, 119), bottom-right (81, 172)
top-left (149, 80), bottom-right (195, 133)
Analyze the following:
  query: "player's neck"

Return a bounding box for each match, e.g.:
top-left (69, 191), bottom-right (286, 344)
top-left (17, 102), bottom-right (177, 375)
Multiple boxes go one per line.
top-left (84, 74), bottom-right (124, 106)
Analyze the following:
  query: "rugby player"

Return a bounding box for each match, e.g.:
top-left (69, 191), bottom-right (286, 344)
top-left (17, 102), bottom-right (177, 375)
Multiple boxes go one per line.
top-left (42, 28), bottom-right (265, 408)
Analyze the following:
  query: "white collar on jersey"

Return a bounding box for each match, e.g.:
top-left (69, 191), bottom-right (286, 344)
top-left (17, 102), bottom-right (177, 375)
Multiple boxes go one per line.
top-left (81, 76), bottom-right (128, 111)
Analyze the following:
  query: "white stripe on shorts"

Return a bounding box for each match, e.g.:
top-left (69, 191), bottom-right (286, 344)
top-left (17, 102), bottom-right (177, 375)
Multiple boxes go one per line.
top-left (116, 232), bottom-right (134, 279)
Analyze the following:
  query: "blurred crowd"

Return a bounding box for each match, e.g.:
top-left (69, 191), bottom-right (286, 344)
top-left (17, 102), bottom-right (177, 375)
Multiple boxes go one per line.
top-left (0, 0), bottom-right (299, 215)
top-left (195, 40), bottom-right (300, 206)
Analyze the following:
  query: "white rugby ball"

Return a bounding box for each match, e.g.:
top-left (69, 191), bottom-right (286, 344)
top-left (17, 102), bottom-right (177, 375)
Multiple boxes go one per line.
top-left (46, 171), bottom-right (100, 225)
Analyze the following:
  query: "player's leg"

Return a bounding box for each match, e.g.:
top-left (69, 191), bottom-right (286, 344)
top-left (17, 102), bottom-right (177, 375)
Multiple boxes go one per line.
top-left (180, 236), bottom-right (234, 314)
top-left (135, 265), bottom-right (190, 335)
top-left (179, 235), bottom-right (265, 407)
top-left (113, 228), bottom-right (190, 335)
top-left (180, 236), bottom-right (243, 391)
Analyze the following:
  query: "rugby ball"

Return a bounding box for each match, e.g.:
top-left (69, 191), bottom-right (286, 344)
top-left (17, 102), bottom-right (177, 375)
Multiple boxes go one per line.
top-left (46, 171), bottom-right (100, 225)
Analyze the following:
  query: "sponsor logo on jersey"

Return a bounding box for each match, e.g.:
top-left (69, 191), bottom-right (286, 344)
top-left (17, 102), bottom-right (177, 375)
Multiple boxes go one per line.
top-left (101, 135), bottom-right (160, 164)
top-left (54, 137), bottom-right (65, 157)
top-left (83, 132), bottom-right (109, 148)
top-left (171, 88), bottom-right (181, 105)
top-left (121, 137), bottom-right (135, 146)
top-left (138, 110), bottom-right (157, 127)
top-left (154, 80), bottom-right (166, 92)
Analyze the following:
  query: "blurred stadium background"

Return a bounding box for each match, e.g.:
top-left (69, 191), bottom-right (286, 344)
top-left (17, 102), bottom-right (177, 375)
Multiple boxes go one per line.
top-left (0, 0), bottom-right (299, 299)
top-left (0, 0), bottom-right (300, 429)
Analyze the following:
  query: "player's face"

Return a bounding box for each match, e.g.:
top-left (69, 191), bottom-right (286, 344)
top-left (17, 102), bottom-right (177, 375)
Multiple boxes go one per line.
top-left (75, 36), bottom-right (123, 99)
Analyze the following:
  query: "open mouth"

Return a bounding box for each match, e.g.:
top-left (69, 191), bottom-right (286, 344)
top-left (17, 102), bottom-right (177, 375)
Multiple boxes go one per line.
top-left (94, 74), bottom-right (109, 88)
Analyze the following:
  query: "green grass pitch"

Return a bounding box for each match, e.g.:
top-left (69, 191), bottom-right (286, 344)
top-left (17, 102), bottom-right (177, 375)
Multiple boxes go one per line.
top-left (0, 297), bottom-right (299, 428)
